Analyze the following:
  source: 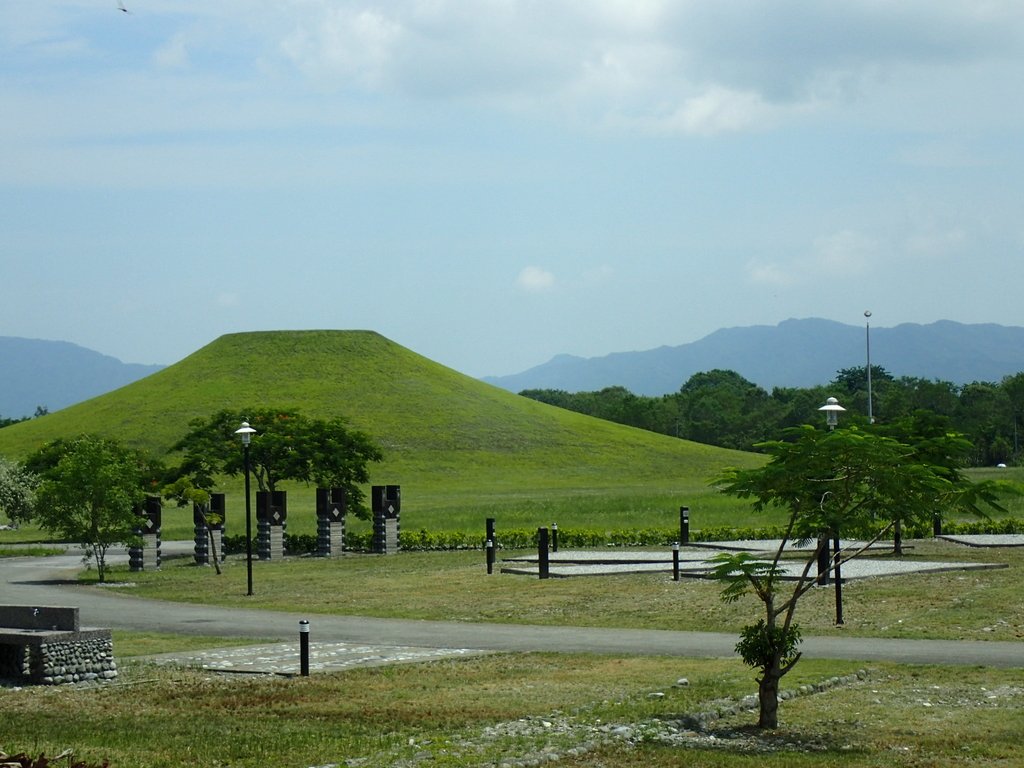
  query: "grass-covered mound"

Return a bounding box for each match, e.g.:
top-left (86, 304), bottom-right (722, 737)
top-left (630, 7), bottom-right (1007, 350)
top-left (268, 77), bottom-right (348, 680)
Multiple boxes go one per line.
top-left (0, 330), bottom-right (759, 531)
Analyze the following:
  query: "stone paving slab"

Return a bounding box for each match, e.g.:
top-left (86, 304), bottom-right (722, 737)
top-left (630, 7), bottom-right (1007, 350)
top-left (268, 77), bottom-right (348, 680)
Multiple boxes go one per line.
top-left (142, 641), bottom-right (489, 675)
top-left (937, 534), bottom-right (1024, 547)
top-left (500, 544), bottom-right (1008, 580)
top-left (685, 539), bottom-right (890, 553)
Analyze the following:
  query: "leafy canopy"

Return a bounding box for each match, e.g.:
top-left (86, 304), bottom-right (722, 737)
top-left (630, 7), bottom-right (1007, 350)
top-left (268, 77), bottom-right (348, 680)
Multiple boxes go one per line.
top-left (31, 435), bottom-right (149, 582)
top-left (715, 424), bottom-right (998, 541)
top-left (173, 408), bottom-right (383, 517)
top-left (0, 456), bottom-right (37, 526)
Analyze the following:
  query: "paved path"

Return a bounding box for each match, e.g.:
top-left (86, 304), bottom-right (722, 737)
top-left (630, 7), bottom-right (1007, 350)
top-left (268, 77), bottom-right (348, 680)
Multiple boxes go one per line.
top-left (2, 543), bottom-right (1022, 671)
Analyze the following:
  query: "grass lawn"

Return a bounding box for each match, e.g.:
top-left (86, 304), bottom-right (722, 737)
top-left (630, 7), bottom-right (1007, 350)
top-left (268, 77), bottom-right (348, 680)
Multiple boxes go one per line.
top-left (2, 655), bottom-right (1021, 767)
top-left (2, 537), bottom-right (1023, 766)
top-left (109, 538), bottom-right (1024, 642)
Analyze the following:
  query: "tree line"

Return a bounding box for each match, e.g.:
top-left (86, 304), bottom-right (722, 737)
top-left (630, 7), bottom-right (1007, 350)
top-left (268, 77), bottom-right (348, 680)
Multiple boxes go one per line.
top-left (520, 366), bottom-right (1024, 466)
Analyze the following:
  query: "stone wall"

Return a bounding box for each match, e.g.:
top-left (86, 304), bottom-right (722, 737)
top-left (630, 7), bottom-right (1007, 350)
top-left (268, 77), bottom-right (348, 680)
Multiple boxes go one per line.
top-left (0, 629), bottom-right (117, 685)
top-left (0, 606), bottom-right (117, 686)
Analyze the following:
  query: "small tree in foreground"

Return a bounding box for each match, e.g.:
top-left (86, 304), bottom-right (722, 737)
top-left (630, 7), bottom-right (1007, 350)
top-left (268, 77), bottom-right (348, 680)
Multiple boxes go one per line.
top-left (710, 425), bottom-right (1002, 729)
top-left (0, 456), bottom-right (37, 527)
top-left (32, 436), bottom-right (146, 582)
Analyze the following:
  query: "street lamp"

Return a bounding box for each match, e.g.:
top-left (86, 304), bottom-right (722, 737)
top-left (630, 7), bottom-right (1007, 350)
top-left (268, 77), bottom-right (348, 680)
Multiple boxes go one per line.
top-left (817, 397), bottom-right (846, 625)
top-left (864, 310), bottom-right (874, 424)
top-left (818, 396), bottom-right (845, 430)
top-left (234, 420), bottom-right (257, 596)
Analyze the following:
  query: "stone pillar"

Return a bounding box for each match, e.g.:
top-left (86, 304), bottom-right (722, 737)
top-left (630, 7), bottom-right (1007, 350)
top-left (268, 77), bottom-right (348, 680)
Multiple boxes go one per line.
top-left (193, 503), bottom-right (209, 565)
top-left (129, 496), bottom-right (161, 572)
top-left (372, 485), bottom-right (400, 554)
top-left (257, 490), bottom-right (287, 560)
top-left (316, 487), bottom-right (346, 557)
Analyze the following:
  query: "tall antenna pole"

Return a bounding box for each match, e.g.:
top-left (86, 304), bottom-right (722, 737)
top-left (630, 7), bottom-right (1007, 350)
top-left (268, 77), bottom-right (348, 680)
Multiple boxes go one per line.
top-left (864, 310), bottom-right (873, 424)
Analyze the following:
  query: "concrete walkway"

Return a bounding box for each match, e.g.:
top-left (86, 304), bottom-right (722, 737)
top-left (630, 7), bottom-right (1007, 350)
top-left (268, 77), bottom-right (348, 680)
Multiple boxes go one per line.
top-left (499, 538), bottom-right (1010, 579)
top-left (2, 540), bottom-right (1022, 673)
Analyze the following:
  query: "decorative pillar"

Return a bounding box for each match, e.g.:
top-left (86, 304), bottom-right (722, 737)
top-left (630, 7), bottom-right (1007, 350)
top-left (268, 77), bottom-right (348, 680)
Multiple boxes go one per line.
top-left (316, 487), bottom-right (346, 557)
top-left (372, 485), bottom-right (401, 554)
top-left (129, 496), bottom-right (161, 572)
top-left (257, 490), bottom-right (287, 560)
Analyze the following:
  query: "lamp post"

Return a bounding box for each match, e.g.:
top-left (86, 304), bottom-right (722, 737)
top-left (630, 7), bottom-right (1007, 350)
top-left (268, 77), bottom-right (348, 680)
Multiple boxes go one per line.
top-left (864, 310), bottom-right (874, 424)
top-left (817, 397), bottom-right (846, 625)
top-left (234, 421), bottom-right (257, 596)
top-left (819, 396), bottom-right (845, 431)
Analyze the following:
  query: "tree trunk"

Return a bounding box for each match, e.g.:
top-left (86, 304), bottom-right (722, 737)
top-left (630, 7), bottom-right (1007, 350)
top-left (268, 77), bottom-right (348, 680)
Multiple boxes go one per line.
top-left (207, 527), bottom-right (222, 575)
top-left (757, 668), bottom-right (781, 729)
top-left (94, 546), bottom-right (107, 583)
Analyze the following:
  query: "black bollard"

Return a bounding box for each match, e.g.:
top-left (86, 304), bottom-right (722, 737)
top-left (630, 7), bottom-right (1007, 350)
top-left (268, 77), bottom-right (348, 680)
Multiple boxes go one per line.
top-left (486, 517), bottom-right (496, 550)
top-left (486, 539), bottom-right (494, 575)
top-left (538, 527), bottom-right (550, 580)
top-left (933, 513), bottom-right (942, 537)
top-left (299, 619), bottom-right (310, 677)
top-left (672, 542), bottom-right (680, 581)
top-left (679, 506), bottom-right (690, 545)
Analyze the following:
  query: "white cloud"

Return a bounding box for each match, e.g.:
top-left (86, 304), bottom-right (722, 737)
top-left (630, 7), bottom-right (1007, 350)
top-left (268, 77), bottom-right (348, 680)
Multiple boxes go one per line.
top-left (813, 230), bottom-right (878, 276)
top-left (904, 227), bottom-right (968, 260)
top-left (262, 1), bottom-right (1024, 135)
top-left (517, 266), bottom-right (556, 293)
top-left (747, 229), bottom-right (878, 289)
top-left (153, 33), bottom-right (191, 69)
top-left (280, 6), bottom-right (402, 89)
top-left (747, 260), bottom-right (797, 287)
top-left (652, 87), bottom-right (778, 135)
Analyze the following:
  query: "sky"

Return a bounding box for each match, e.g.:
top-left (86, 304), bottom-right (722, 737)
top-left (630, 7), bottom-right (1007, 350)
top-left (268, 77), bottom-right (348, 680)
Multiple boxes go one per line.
top-left (2, 2), bottom-right (1023, 378)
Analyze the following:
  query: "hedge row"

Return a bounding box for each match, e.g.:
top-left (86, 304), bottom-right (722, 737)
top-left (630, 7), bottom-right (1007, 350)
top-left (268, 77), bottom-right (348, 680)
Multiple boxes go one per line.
top-left (218, 517), bottom-right (1023, 556)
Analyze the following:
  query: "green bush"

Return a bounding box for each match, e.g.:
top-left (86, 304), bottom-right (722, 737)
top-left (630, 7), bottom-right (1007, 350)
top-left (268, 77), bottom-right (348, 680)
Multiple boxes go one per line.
top-left (219, 518), bottom-right (1022, 555)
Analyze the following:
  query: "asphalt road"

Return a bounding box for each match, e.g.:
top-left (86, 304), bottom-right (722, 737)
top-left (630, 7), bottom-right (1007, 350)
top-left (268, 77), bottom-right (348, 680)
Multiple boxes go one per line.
top-left (2, 544), bottom-right (1022, 669)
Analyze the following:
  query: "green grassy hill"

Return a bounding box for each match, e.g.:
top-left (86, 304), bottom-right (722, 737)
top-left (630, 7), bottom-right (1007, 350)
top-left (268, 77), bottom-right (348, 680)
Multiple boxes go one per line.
top-left (0, 330), bottom-right (759, 531)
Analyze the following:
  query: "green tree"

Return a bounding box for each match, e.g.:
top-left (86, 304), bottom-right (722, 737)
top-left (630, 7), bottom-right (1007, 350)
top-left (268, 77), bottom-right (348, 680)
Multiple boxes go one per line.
top-left (711, 425), bottom-right (1001, 729)
top-left (957, 382), bottom-right (1012, 465)
top-left (0, 456), bottom-right (38, 527)
top-left (1000, 372), bottom-right (1024, 460)
top-left (302, 416), bottom-right (384, 516)
top-left (173, 408), bottom-right (383, 518)
top-left (32, 436), bottom-right (147, 582)
top-left (677, 370), bottom-right (779, 450)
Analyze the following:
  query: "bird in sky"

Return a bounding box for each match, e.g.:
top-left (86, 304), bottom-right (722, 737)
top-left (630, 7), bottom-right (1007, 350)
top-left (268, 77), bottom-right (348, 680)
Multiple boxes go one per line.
top-left (117, 1), bottom-right (130, 13)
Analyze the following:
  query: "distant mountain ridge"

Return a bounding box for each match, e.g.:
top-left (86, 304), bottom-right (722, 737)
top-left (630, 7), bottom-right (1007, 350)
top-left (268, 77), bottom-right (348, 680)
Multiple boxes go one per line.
top-left (0, 337), bottom-right (164, 418)
top-left (483, 319), bottom-right (1024, 395)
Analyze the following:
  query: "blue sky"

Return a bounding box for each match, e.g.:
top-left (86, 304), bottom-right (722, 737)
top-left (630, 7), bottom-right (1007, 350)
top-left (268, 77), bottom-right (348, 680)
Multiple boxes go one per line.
top-left (2, 2), bottom-right (1023, 377)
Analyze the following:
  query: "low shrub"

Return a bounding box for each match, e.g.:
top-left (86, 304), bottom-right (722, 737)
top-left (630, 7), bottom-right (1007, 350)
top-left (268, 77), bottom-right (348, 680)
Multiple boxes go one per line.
top-left (217, 518), bottom-right (1023, 555)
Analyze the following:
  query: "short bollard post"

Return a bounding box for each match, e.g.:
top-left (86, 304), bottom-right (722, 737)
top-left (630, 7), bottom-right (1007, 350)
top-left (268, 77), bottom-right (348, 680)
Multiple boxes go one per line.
top-left (486, 538), bottom-right (494, 575)
top-left (299, 619), bottom-right (310, 677)
top-left (679, 506), bottom-right (690, 545)
top-left (486, 517), bottom-right (496, 550)
top-left (551, 522), bottom-right (559, 553)
top-left (538, 527), bottom-right (550, 580)
top-left (933, 513), bottom-right (942, 537)
top-left (672, 542), bottom-right (680, 581)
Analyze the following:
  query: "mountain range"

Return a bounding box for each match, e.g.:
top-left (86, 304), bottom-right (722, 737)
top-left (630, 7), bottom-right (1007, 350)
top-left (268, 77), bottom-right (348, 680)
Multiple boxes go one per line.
top-left (0, 337), bottom-right (164, 418)
top-left (4, 319), bottom-right (1024, 418)
top-left (483, 318), bottom-right (1024, 395)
